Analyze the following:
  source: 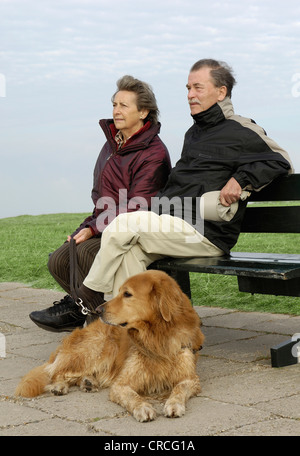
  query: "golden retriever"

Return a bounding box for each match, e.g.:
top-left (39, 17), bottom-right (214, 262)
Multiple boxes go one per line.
top-left (15, 270), bottom-right (204, 422)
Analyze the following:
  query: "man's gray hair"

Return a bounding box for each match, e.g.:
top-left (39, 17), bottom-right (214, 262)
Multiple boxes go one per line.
top-left (190, 59), bottom-right (236, 98)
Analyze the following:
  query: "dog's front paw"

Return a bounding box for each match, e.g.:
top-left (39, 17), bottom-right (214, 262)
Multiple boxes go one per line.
top-left (163, 401), bottom-right (185, 418)
top-left (80, 377), bottom-right (99, 393)
top-left (133, 403), bottom-right (156, 422)
top-left (48, 383), bottom-right (69, 396)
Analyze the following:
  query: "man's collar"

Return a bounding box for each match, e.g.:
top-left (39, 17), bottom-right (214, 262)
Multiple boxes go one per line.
top-left (192, 97), bottom-right (234, 127)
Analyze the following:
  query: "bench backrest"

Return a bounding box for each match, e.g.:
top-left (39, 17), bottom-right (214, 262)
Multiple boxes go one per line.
top-left (241, 174), bottom-right (300, 233)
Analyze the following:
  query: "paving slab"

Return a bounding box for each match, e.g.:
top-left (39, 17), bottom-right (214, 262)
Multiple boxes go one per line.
top-left (0, 282), bottom-right (299, 439)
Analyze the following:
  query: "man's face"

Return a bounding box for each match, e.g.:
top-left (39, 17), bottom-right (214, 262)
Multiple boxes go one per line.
top-left (186, 67), bottom-right (227, 115)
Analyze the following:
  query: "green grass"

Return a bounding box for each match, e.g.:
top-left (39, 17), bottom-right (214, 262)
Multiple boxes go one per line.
top-left (0, 213), bottom-right (299, 315)
top-left (0, 213), bottom-right (90, 290)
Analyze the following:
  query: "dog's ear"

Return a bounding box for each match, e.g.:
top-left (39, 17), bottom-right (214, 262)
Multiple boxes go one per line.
top-left (152, 275), bottom-right (182, 322)
top-left (158, 293), bottom-right (172, 322)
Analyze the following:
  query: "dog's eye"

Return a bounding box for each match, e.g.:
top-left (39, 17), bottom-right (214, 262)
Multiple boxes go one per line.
top-left (124, 291), bottom-right (132, 298)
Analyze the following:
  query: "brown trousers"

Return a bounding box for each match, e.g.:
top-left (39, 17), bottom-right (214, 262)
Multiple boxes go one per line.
top-left (48, 237), bottom-right (102, 295)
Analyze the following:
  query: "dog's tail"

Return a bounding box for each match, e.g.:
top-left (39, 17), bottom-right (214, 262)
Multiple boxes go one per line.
top-left (15, 363), bottom-right (50, 398)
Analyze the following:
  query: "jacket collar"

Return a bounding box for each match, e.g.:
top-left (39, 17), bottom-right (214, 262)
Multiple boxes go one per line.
top-left (99, 119), bottom-right (161, 153)
top-left (192, 97), bottom-right (234, 128)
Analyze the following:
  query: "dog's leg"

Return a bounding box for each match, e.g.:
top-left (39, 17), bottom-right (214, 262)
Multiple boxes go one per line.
top-left (164, 377), bottom-right (201, 418)
top-left (80, 376), bottom-right (99, 393)
top-left (46, 379), bottom-right (70, 396)
top-left (110, 384), bottom-right (156, 422)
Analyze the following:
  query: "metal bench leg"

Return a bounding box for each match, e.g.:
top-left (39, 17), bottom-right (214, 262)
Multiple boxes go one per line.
top-left (166, 270), bottom-right (191, 299)
top-left (270, 335), bottom-right (300, 367)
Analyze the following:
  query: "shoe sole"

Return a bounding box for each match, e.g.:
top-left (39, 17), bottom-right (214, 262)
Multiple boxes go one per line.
top-left (29, 315), bottom-right (83, 333)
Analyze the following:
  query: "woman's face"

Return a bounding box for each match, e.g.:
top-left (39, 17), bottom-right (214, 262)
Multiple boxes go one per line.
top-left (112, 90), bottom-right (149, 140)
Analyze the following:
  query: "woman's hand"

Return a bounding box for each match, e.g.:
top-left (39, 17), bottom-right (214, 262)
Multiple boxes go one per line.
top-left (67, 228), bottom-right (93, 244)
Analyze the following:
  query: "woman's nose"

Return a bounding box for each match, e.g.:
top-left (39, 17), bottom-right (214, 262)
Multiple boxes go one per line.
top-left (113, 105), bottom-right (120, 115)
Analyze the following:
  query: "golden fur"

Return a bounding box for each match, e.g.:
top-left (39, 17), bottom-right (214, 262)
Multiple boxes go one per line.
top-left (15, 270), bottom-right (204, 422)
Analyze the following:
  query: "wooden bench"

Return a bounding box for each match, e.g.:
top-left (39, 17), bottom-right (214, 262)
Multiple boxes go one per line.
top-left (151, 173), bottom-right (300, 367)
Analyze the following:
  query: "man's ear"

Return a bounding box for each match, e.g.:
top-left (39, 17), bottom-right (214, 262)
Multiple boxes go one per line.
top-left (217, 85), bottom-right (227, 101)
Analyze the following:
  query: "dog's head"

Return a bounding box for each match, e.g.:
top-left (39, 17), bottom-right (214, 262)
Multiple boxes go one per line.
top-left (97, 270), bottom-right (204, 355)
top-left (96, 270), bottom-right (204, 354)
top-left (96, 270), bottom-right (184, 326)
top-left (96, 270), bottom-right (202, 337)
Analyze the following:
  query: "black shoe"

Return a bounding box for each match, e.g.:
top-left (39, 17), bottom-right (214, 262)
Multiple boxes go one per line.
top-left (29, 295), bottom-right (86, 332)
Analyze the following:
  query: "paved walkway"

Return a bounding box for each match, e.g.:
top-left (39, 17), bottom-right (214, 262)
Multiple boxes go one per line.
top-left (0, 282), bottom-right (300, 437)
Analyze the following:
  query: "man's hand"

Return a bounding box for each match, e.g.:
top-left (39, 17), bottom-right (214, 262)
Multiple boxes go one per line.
top-left (219, 177), bottom-right (242, 207)
top-left (67, 228), bottom-right (93, 244)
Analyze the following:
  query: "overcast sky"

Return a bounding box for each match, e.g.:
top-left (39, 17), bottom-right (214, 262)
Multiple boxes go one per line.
top-left (1, 0), bottom-right (299, 219)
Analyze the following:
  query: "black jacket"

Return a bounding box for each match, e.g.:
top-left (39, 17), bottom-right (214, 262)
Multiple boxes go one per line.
top-left (158, 98), bottom-right (293, 254)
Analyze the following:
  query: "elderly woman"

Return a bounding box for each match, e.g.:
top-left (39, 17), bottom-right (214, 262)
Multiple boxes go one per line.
top-left (30, 75), bottom-right (171, 332)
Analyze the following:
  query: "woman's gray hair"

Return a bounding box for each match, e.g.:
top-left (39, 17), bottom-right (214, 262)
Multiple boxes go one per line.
top-left (112, 75), bottom-right (159, 125)
top-left (190, 59), bottom-right (236, 98)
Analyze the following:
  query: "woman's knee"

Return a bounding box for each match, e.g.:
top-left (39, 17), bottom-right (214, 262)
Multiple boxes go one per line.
top-left (47, 243), bottom-right (69, 274)
top-left (76, 238), bottom-right (101, 271)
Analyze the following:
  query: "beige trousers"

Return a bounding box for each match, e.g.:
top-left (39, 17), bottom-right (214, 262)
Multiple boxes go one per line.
top-left (83, 211), bottom-right (224, 297)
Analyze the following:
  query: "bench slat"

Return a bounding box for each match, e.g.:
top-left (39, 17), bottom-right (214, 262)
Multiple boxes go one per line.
top-left (152, 255), bottom-right (300, 280)
top-left (241, 206), bottom-right (300, 233)
top-left (249, 174), bottom-right (300, 201)
top-left (238, 276), bottom-right (300, 297)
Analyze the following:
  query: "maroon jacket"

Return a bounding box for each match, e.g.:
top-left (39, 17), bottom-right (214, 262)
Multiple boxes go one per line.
top-left (72, 119), bottom-right (171, 237)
